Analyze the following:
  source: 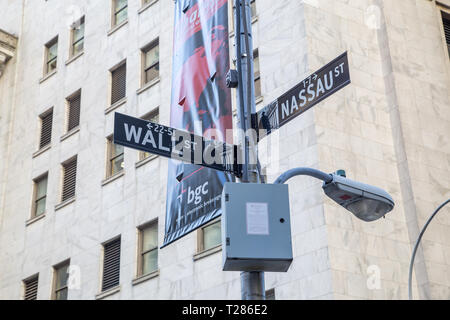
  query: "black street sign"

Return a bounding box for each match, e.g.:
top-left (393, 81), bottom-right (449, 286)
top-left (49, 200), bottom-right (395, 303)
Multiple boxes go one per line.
top-left (254, 52), bottom-right (351, 141)
top-left (114, 112), bottom-right (241, 176)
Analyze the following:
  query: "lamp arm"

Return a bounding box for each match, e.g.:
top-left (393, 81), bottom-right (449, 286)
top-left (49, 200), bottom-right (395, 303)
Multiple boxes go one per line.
top-left (408, 199), bottom-right (450, 300)
top-left (274, 168), bottom-right (333, 185)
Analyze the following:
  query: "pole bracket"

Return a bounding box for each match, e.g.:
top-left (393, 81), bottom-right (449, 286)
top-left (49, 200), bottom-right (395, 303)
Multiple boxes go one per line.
top-left (226, 69), bottom-right (239, 88)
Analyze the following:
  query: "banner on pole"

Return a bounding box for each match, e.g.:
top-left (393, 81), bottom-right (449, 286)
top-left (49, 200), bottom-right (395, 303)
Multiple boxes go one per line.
top-left (162, 0), bottom-right (233, 247)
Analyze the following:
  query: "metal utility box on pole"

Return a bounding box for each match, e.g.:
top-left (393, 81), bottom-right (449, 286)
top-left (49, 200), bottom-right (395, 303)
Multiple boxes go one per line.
top-left (221, 183), bottom-right (293, 272)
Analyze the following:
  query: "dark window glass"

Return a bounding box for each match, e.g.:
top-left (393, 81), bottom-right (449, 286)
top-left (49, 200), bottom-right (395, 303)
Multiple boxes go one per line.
top-left (111, 63), bottom-right (126, 105)
top-left (62, 158), bottom-right (77, 202)
top-left (39, 111), bottom-right (53, 149)
top-left (102, 238), bottom-right (121, 291)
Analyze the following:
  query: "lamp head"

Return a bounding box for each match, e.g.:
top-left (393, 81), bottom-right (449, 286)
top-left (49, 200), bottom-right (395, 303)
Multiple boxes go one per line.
top-left (322, 173), bottom-right (394, 222)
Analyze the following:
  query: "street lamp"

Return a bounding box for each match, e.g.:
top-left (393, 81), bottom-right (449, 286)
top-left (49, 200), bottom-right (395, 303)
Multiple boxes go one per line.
top-left (274, 168), bottom-right (395, 221)
top-left (228, 167), bottom-right (395, 300)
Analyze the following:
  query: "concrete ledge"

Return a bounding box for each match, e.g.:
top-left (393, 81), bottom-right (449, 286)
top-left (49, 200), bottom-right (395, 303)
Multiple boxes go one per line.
top-left (255, 96), bottom-right (263, 105)
top-left (32, 144), bottom-right (51, 158)
top-left (95, 285), bottom-right (121, 300)
top-left (135, 154), bottom-right (158, 169)
top-left (0, 28), bottom-right (18, 50)
top-left (132, 270), bottom-right (159, 286)
top-left (0, 29), bottom-right (18, 71)
top-left (26, 213), bottom-right (46, 226)
top-left (55, 197), bottom-right (76, 211)
top-left (107, 20), bottom-right (128, 37)
top-left (136, 77), bottom-right (160, 95)
top-left (60, 127), bottom-right (80, 142)
top-left (193, 245), bottom-right (222, 262)
top-left (65, 51), bottom-right (84, 66)
top-left (138, 0), bottom-right (158, 15)
top-left (102, 171), bottom-right (125, 187)
top-left (105, 97), bottom-right (127, 115)
top-left (39, 70), bottom-right (57, 84)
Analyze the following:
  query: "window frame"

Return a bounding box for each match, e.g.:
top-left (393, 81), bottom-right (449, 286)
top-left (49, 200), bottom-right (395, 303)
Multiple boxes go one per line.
top-left (138, 109), bottom-right (159, 161)
top-left (141, 40), bottom-right (160, 86)
top-left (38, 108), bottom-right (53, 150)
top-left (65, 89), bottom-right (82, 133)
top-left (31, 172), bottom-right (48, 219)
top-left (137, 220), bottom-right (159, 277)
top-left (253, 49), bottom-right (261, 98)
top-left (101, 236), bottom-right (121, 292)
top-left (440, 9), bottom-right (450, 60)
top-left (61, 156), bottom-right (77, 203)
top-left (106, 135), bottom-right (124, 178)
top-left (23, 274), bottom-right (39, 300)
top-left (51, 259), bottom-right (70, 301)
top-left (44, 36), bottom-right (58, 75)
top-left (70, 16), bottom-right (85, 58)
top-left (112, 0), bottom-right (128, 27)
top-left (197, 218), bottom-right (221, 254)
top-left (109, 60), bottom-right (127, 106)
top-left (250, 0), bottom-right (257, 19)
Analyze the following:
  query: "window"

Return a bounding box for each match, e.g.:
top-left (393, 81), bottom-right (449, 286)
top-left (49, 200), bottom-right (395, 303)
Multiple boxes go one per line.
top-left (113, 0), bottom-right (128, 26)
top-left (253, 49), bottom-right (261, 98)
top-left (23, 275), bottom-right (39, 300)
top-left (142, 41), bottom-right (159, 85)
top-left (111, 62), bottom-right (126, 105)
top-left (107, 136), bottom-right (124, 177)
top-left (52, 261), bottom-right (70, 300)
top-left (71, 16), bottom-right (85, 57)
top-left (102, 237), bottom-right (121, 292)
top-left (66, 90), bottom-right (81, 132)
top-left (137, 221), bottom-right (158, 277)
top-left (139, 109), bottom-right (159, 161)
top-left (250, 0), bottom-right (256, 18)
top-left (442, 11), bottom-right (450, 58)
top-left (61, 157), bottom-right (77, 202)
top-left (39, 109), bottom-right (53, 149)
top-left (32, 173), bottom-right (48, 218)
top-left (45, 37), bottom-right (58, 74)
top-left (198, 220), bottom-right (221, 253)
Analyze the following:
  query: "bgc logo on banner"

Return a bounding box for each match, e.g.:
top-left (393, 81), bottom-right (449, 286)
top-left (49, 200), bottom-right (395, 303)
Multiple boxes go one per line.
top-left (187, 182), bottom-right (209, 205)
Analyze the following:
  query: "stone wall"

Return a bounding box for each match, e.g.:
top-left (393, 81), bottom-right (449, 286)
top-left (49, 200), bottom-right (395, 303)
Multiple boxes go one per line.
top-left (0, 0), bottom-right (448, 300)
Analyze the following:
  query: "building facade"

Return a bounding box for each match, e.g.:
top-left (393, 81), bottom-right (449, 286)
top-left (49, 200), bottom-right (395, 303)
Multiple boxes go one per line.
top-left (0, 0), bottom-right (449, 300)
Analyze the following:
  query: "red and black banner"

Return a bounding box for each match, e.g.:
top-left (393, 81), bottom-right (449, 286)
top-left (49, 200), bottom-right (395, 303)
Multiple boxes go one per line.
top-left (163, 0), bottom-right (233, 247)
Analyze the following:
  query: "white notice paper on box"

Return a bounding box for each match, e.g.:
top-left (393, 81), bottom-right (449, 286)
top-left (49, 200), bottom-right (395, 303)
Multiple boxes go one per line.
top-left (246, 202), bottom-right (269, 235)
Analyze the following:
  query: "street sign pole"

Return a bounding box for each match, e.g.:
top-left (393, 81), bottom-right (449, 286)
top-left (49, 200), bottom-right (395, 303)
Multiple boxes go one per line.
top-left (234, 0), bottom-right (265, 300)
top-left (113, 1), bottom-right (356, 302)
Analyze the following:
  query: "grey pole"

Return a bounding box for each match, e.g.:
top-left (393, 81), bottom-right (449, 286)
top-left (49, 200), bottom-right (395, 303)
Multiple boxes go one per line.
top-left (241, 271), bottom-right (265, 300)
top-left (234, 0), bottom-right (265, 300)
top-left (408, 199), bottom-right (450, 300)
